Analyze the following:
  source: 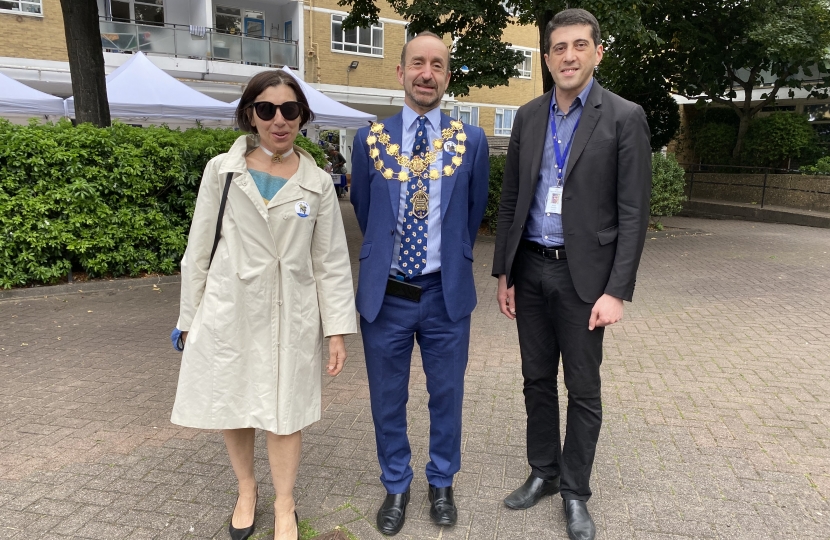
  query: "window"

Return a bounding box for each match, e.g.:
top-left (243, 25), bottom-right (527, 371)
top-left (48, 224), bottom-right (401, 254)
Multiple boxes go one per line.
top-left (332, 14), bottom-right (383, 56)
top-left (215, 5), bottom-right (242, 35)
top-left (451, 105), bottom-right (479, 127)
top-left (495, 108), bottom-right (517, 136)
top-left (514, 49), bottom-right (532, 78)
top-left (0, 0), bottom-right (41, 14)
top-left (109, 0), bottom-right (164, 25)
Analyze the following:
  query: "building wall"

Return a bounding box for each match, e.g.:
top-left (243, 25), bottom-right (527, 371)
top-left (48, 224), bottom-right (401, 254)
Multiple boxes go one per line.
top-left (304, 6), bottom-right (407, 89)
top-left (303, 3), bottom-right (546, 135)
top-left (0, 0), bottom-right (68, 62)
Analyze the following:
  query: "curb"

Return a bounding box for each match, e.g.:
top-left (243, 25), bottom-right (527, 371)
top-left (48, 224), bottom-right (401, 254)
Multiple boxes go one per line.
top-left (0, 274), bottom-right (182, 302)
top-left (680, 200), bottom-right (830, 229)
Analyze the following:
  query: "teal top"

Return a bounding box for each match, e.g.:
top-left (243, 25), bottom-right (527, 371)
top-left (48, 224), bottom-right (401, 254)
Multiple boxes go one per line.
top-left (249, 169), bottom-right (288, 204)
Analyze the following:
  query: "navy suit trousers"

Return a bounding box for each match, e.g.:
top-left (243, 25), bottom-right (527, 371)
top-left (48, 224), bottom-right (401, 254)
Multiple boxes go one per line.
top-left (360, 272), bottom-right (470, 494)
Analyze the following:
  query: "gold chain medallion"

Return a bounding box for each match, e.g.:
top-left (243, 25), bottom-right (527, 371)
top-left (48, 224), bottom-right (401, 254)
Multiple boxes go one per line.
top-left (366, 119), bottom-right (467, 182)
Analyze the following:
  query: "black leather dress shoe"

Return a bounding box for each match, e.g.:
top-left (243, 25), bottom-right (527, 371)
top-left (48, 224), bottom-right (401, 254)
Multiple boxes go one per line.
top-left (428, 485), bottom-right (457, 526)
top-left (376, 489), bottom-right (410, 536)
top-left (503, 474), bottom-right (560, 509)
top-left (563, 499), bottom-right (596, 540)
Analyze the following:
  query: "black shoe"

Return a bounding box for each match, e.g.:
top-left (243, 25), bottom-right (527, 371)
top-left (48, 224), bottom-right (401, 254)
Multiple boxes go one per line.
top-left (228, 488), bottom-right (257, 540)
top-left (428, 485), bottom-right (457, 526)
top-left (563, 499), bottom-right (596, 540)
top-left (294, 511), bottom-right (300, 540)
top-left (503, 474), bottom-right (560, 509)
top-left (376, 489), bottom-right (410, 536)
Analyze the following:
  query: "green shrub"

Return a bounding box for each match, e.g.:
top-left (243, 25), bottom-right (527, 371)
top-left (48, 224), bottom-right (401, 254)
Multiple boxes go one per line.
top-left (483, 154), bottom-right (507, 233)
top-left (0, 120), bottom-right (321, 288)
top-left (742, 112), bottom-right (821, 168)
top-left (801, 155), bottom-right (830, 175)
top-left (294, 135), bottom-right (328, 169)
top-left (693, 122), bottom-right (738, 165)
top-left (650, 152), bottom-right (686, 228)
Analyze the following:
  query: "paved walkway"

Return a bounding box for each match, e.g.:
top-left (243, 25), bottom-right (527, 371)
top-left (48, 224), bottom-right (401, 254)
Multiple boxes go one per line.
top-left (1, 202), bottom-right (829, 540)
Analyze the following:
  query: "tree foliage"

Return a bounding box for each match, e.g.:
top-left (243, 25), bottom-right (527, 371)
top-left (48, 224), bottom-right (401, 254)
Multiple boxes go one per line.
top-left (338, 0), bottom-right (678, 148)
top-left (659, 0), bottom-right (830, 159)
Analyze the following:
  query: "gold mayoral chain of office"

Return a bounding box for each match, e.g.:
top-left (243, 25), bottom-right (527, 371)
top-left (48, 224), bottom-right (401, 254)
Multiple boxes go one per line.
top-left (366, 119), bottom-right (467, 182)
top-left (366, 119), bottom-right (466, 220)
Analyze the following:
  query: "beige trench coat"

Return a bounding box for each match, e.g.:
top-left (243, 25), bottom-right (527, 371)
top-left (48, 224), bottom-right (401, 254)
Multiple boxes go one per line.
top-left (171, 135), bottom-right (356, 434)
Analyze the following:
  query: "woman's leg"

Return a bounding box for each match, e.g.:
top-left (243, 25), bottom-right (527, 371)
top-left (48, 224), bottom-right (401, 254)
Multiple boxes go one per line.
top-left (223, 428), bottom-right (258, 528)
top-left (266, 430), bottom-right (302, 540)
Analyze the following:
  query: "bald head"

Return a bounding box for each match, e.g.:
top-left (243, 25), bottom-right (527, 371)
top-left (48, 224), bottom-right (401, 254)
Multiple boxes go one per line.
top-left (400, 31), bottom-right (450, 73)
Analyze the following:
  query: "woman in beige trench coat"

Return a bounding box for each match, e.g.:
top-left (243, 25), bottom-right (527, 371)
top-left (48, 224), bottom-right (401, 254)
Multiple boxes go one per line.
top-left (171, 70), bottom-right (356, 540)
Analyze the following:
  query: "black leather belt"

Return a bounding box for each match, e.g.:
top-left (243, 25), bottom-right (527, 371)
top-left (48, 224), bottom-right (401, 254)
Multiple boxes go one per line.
top-left (521, 240), bottom-right (567, 259)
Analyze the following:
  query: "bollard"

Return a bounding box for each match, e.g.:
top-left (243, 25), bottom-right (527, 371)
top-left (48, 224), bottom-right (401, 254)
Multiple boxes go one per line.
top-left (760, 170), bottom-right (768, 209)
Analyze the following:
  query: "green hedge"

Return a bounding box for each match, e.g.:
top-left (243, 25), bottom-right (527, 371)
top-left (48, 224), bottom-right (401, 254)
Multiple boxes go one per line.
top-left (0, 120), bottom-right (324, 289)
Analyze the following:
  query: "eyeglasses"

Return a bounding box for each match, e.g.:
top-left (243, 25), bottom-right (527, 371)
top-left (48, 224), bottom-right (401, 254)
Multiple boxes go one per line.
top-left (249, 101), bottom-right (306, 121)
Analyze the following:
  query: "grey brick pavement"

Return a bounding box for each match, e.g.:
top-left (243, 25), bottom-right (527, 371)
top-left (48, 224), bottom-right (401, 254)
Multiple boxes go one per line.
top-left (1, 202), bottom-right (829, 539)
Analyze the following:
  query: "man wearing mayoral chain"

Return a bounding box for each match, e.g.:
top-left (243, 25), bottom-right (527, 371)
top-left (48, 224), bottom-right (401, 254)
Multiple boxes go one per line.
top-left (350, 31), bottom-right (489, 536)
top-left (492, 9), bottom-right (651, 540)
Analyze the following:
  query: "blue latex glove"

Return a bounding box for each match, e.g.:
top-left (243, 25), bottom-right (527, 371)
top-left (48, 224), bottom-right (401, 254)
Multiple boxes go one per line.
top-left (171, 328), bottom-right (184, 352)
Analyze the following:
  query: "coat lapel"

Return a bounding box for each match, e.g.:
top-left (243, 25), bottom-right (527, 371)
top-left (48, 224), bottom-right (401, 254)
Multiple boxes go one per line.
top-left (564, 82), bottom-right (603, 183)
top-left (440, 114), bottom-right (458, 217)
top-left (381, 114), bottom-right (405, 220)
top-left (529, 91), bottom-right (553, 195)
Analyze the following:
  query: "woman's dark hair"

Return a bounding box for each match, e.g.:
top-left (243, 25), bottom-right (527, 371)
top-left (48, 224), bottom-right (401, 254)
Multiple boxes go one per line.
top-left (236, 70), bottom-right (315, 131)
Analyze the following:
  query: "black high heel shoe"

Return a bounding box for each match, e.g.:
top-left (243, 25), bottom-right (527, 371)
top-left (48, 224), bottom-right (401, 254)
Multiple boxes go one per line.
top-left (228, 488), bottom-right (257, 540)
top-left (295, 510), bottom-right (300, 539)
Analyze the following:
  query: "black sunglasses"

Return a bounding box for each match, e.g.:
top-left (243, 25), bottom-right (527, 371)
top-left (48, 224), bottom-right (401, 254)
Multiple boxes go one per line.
top-left (249, 101), bottom-right (305, 121)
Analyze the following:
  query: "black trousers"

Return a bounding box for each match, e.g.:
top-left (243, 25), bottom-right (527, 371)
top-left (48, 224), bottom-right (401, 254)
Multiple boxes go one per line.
top-left (513, 245), bottom-right (604, 501)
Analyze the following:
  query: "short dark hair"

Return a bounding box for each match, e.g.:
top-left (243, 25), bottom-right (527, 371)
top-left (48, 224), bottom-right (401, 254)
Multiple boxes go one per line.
top-left (236, 70), bottom-right (314, 132)
top-left (544, 8), bottom-right (601, 54)
top-left (400, 31), bottom-right (451, 73)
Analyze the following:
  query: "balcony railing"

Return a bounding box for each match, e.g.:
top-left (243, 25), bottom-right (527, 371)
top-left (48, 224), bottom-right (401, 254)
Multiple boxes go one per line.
top-left (99, 19), bottom-right (299, 69)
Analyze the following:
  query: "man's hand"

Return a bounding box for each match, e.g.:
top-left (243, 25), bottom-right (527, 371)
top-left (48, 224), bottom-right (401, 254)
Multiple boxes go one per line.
top-left (497, 274), bottom-right (516, 320)
top-left (588, 294), bottom-right (624, 330)
top-left (181, 331), bottom-right (188, 344)
top-left (327, 335), bottom-right (347, 376)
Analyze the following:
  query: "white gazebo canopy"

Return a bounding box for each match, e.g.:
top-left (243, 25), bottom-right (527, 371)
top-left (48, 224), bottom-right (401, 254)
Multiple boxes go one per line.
top-left (281, 66), bottom-right (376, 129)
top-left (65, 52), bottom-right (236, 123)
top-left (0, 71), bottom-right (66, 118)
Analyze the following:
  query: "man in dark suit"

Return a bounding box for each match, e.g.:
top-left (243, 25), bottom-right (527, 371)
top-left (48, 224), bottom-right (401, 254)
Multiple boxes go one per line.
top-left (351, 32), bottom-right (489, 536)
top-left (492, 9), bottom-right (651, 540)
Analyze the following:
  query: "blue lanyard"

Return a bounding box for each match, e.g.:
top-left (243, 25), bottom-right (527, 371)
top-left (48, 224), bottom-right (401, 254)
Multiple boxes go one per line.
top-left (549, 104), bottom-right (580, 185)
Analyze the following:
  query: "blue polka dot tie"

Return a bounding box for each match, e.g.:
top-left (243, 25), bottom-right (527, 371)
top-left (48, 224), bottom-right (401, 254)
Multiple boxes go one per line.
top-left (398, 115), bottom-right (430, 277)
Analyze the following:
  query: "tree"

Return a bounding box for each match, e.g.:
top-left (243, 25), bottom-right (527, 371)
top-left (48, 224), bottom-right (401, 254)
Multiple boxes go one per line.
top-left (337, 0), bottom-right (678, 148)
top-left (660, 0), bottom-right (830, 160)
top-left (60, 0), bottom-right (110, 127)
top-left (339, 0), bottom-right (657, 96)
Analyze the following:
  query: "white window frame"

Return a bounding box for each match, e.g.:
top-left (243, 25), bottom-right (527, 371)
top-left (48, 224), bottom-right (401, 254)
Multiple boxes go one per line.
top-left (331, 13), bottom-right (384, 57)
top-left (451, 105), bottom-right (479, 127)
top-left (495, 108), bottom-right (517, 137)
top-left (0, 0), bottom-right (43, 16)
top-left (514, 48), bottom-right (532, 79)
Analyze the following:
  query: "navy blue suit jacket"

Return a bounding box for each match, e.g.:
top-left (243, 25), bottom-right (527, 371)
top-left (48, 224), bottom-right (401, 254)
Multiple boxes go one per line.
top-left (350, 111), bottom-right (490, 323)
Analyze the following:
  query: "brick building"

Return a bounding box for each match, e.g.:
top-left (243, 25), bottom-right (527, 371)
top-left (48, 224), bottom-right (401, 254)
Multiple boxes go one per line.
top-left (0, 0), bottom-right (545, 161)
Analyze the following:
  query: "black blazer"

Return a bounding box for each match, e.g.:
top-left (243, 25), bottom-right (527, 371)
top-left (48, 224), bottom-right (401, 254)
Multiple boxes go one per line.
top-left (492, 81), bottom-right (652, 303)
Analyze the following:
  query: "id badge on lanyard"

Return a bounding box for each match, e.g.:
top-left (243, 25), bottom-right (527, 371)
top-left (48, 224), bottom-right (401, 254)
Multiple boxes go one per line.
top-left (545, 186), bottom-right (563, 214)
top-left (549, 105), bottom-right (579, 215)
